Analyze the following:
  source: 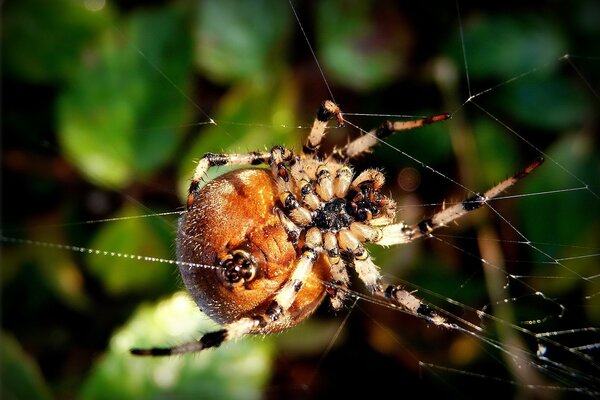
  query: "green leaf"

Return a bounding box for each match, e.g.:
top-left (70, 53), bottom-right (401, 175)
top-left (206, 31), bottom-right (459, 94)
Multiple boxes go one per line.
top-left (80, 292), bottom-right (273, 400)
top-left (2, 0), bottom-right (114, 83)
top-left (519, 132), bottom-right (600, 294)
top-left (316, 0), bottom-right (409, 90)
top-left (455, 15), bottom-right (566, 80)
top-left (1, 333), bottom-right (52, 400)
top-left (471, 117), bottom-right (519, 186)
top-left (494, 76), bottom-right (593, 131)
top-left (86, 205), bottom-right (176, 295)
top-left (195, 0), bottom-right (290, 83)
top-left (177, 76), bottom-right (300, 199)
top-left (58, 6), bottom-right (193, 189)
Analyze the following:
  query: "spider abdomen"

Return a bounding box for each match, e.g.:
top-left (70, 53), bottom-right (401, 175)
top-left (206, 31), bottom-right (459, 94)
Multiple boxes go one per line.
top-left (177, 168), bottom-right (331, 333)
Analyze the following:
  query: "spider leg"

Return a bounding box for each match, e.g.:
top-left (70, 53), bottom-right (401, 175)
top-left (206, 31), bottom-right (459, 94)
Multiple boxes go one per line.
top-left (131, 228), bottom-right (323, 356)
top-left (323, 231), bottom-right (350, 310)
top-left (376, 157), bottom-right (545, 246)
top-left (187, 147), bottom-right (294, 209)
top-left (129, 319), bottom-right (252, 356)
top-left (302, 100), bottom-right (343, 156)
top-left (378, 284), bottom-right (447, 326)
top-left (329, 114), bottom-right (450, 162)
top-left (187, 151), bottom-right (271, 208)
top-left (339, 245), bottom-right (448, 327)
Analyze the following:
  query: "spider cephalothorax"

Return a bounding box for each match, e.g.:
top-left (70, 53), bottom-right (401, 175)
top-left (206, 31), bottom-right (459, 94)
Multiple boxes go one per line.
top-left (131, 100), bottom-right (543, 356)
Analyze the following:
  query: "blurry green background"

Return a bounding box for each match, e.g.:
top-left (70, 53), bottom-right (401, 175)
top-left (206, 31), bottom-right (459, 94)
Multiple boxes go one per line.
top-left (2, 0), bottom-right (599, 399)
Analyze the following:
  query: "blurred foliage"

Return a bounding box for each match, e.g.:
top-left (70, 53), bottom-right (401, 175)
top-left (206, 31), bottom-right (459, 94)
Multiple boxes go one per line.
top-left (195, 0), bottom-right (290, 83)
top-left (85, 205), bottom-right (176, 295)
top-left (81, 292), bottom-right (273, 400)
top-left (316, 0), bottom-right (410, 90)
top-left (58, 6), bottom-right (193, 188)
top-left (2, 0), bottom-right (599, 399)
top-left (1, 333), bottom-right (52, 400)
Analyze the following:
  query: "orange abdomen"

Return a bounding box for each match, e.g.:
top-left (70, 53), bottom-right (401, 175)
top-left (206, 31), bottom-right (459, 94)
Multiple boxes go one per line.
top-left (177, 168), bottom-right (330, 333)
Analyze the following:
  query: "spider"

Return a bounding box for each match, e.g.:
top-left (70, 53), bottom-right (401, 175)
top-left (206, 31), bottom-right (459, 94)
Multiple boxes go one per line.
top-left (131, 100), bottom-right (543, 356)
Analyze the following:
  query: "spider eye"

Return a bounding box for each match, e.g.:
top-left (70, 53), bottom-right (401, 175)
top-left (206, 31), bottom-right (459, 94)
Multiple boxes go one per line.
top-left (218, 249), bottom-right (257, 288)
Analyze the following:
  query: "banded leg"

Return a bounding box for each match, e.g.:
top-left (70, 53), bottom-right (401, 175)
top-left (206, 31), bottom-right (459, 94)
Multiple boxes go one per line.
top-left (130, 318), bottom-right (257, 356)
top-left (187, 151), bottom-right (270, 208)
top-left (187, 147), bottom-right (293, 209)
top-left (302, 100), bottom-right (343, 156)
top-left (279, 190), bottom-right (314, 226)
top-left (265, 227), bottom-right (322, 320)
top-left (323, 231), bottom-right (350, 310)
top-left (376, 157), bottom-right (545, 246)
top-left (131, 228), bottom-right (323, 356)
top-left (337, 242), bottom-right (447, 326)
top-left (376, 285), bottom-right (447, 326)
top-left (329, 114), bottom-right (450, 162)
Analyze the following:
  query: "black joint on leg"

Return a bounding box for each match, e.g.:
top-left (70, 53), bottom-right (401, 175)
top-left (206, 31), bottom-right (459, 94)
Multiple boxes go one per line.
top-left (204, 153), bottom-right (228, 166)
top-left (317, 102), bottom-right (334, 122)
top-left (266, 302), bottom-right (283, 321)
top-left (200, 329), bottom-right (228, 349)
top-left (187, 180), bottom-right (200, 209)
top-left (286, 230), bottom-right (300, 246)
top-left (188, 180), bottom-right (200, 195)
top-left (301, 183), bottom-right (313, 196)
top-left (331, 148), bottom-right (348, 162)
top-left (301, 247), bottom-right (318, 262)
top-left (292, 279), bottom-right (303, 292)
top-left (462, 193), bottom-right (486, 211)
top-left (302, 144), bottom-right (317, 155)
top-left (375, 121), bottom-right (394, 139)
top-left (327, 248), bottom-right (339, 258)
top-left (418, 218), bottom-right (434, 234)
top-left (353, 247), bottom-right (367, 260)
top-left (283, 192), bottom-right (299, 211)
top-left (316, 168), bottom-right (330, 179)
top-left (249, 151), bottom-right (266, 165)
top-left (384, 285), bottom-right (396, 298)
top-left (271, 145), bottom-right (293, 161)
top-left (316, 168), bottom-right (331, 186)
top-left (416, 303), bottom-right (434, 318)
top-left (130, 347), bottom-right (172, 356)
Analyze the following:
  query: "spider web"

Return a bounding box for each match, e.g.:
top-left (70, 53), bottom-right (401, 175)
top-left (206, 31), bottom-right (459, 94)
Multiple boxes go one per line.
top-left (1, 1), bottom-right (598, 399)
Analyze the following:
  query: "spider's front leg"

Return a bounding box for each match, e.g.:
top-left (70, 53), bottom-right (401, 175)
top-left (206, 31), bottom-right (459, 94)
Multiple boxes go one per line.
top-left (329, 113), bottom-right (451, 162)
top-left (376, 157), bottom-right (545, 245)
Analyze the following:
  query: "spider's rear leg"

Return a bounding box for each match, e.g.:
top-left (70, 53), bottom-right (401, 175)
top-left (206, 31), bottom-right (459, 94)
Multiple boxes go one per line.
top-left (187, 151), bottom-right (271, 208)
top-left (187, 147), bottom-right (295, 209)
top-left (329, 113), bottom-right (450, 162)
top-left (336, 241), bottom-right (448, 326)
top-left (131, 228), bottom-right (324, 356)
top-left (376, 157), bottom-right (545, 246)
top-left (380, 285), bottom-right (447, 326)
